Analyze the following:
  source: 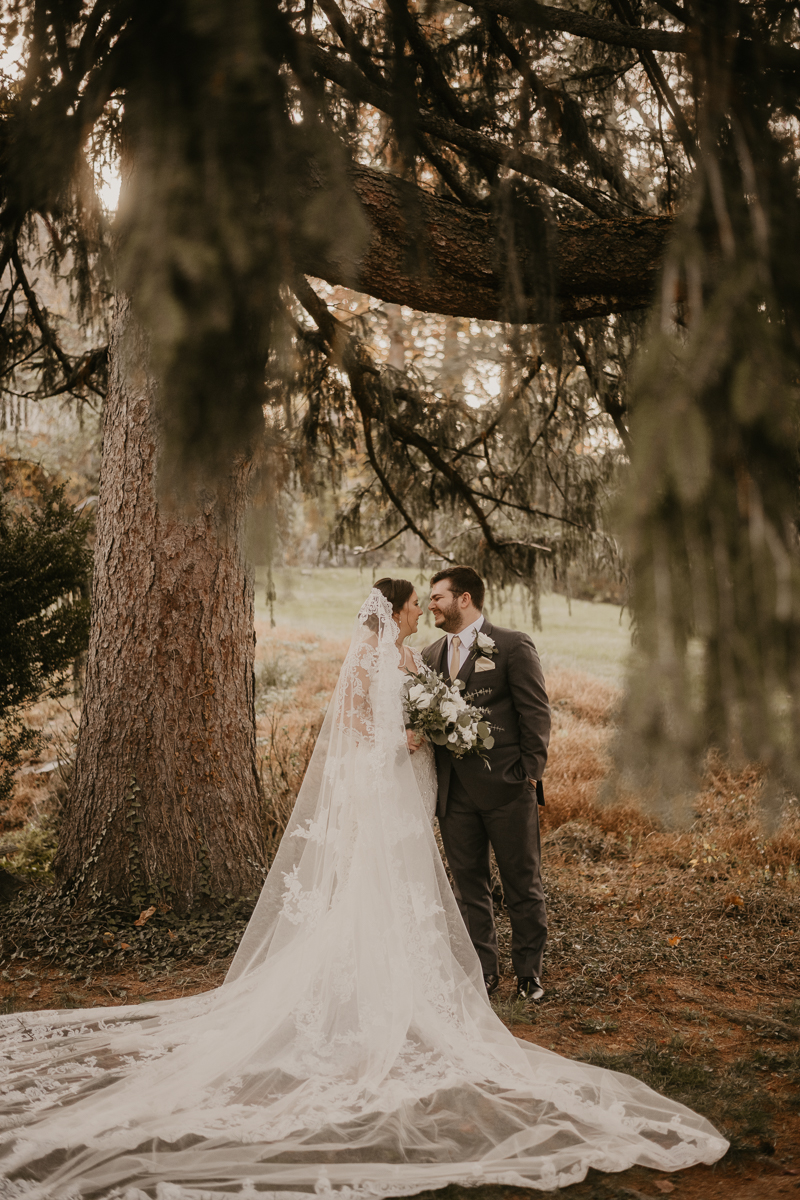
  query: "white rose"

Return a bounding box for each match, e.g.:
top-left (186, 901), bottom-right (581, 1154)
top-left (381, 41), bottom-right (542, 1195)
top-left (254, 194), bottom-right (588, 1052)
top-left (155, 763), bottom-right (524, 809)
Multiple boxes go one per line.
top-left (408, 684), bottom-right (426, 701)
top-left (448, 732), bottom-right (459, 743)
top-left (441, 701), bottom-right (459, 723)
top-left (476, 632), bottom-right (495, 651)
top-left (462, 729), bottom-right (475, 745)
top-left (416, 694), bottom-right (433, 710)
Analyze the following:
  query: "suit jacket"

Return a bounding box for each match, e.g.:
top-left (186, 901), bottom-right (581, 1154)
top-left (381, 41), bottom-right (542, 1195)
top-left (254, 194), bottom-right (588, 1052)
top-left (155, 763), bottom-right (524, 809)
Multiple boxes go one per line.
top-left (422, 618), bottom-right (551, 817)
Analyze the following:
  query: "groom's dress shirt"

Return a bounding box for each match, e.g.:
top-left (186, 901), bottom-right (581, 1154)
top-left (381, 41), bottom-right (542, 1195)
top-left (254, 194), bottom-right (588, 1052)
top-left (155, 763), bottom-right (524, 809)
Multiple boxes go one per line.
top-left (447, 616), bottom-right (484, 674)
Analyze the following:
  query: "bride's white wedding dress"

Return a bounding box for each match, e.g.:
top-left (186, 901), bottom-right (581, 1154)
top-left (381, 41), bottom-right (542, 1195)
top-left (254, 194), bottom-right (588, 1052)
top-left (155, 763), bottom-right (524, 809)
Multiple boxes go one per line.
top-left (0, 591), bottom-right (727, 1199)
top-left (406, 647), bottom-right (438, 819)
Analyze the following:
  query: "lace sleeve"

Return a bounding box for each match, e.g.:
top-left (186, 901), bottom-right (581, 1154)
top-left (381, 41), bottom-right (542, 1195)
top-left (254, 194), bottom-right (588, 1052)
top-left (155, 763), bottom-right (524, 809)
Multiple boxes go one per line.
top-left (335, 638), bottom-right (378, 743)
top-left (409, 647), bottom-right (425, 673)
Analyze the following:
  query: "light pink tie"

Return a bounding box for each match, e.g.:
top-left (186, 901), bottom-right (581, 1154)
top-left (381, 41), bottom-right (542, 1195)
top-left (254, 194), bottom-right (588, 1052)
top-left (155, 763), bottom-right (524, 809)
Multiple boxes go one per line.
top-left (449, 635), bottom-right (462, 681)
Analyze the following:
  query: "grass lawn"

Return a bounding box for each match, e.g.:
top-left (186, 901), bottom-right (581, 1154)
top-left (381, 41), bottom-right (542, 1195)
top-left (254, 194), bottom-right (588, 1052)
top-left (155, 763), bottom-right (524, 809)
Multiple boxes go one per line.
top-left (255, 566), bottom-right (632, 685)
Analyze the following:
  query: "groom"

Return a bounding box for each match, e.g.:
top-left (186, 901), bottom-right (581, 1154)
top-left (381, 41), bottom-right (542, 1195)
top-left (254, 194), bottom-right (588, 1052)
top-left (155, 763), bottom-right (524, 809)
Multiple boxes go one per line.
top-left (423, 566), bottom-right (551, 1001)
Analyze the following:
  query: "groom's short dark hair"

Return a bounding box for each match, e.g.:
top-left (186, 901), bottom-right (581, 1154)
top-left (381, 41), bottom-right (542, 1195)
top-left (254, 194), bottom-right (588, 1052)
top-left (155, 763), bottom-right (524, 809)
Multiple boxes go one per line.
top-left (430, 565), bottom-right (485, 610)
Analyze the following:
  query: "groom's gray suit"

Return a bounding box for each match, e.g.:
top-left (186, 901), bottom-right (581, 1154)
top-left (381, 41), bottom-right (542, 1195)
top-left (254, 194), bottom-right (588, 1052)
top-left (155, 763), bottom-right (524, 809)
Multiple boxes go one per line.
top-left (423, 618), bottom-right (551, 980)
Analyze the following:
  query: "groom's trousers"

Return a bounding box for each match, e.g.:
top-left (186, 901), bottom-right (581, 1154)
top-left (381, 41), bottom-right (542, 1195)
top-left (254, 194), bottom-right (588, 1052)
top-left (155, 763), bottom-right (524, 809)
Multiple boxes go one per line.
top-left (439, 773), bottom-right (547, 979)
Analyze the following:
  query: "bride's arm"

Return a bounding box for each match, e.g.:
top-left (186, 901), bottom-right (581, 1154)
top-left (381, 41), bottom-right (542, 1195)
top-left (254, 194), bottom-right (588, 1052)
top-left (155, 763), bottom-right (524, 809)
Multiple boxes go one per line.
top-left (402, 646), bottom-right (424, 753)
top-left (335, 641), bottom-right (378, 744)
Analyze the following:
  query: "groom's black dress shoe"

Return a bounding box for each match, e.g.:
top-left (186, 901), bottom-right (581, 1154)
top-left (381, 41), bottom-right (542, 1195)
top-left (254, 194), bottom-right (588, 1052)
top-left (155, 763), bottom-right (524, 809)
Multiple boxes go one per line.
top-left (517, 975), bottom-right (544, 1002)
top-left (483, 974), bottom-right (500, 996)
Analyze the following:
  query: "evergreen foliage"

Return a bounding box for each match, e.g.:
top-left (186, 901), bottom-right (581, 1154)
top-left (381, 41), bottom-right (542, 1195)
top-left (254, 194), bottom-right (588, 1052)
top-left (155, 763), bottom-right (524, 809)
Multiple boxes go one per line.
top-left (0, 0), bottom-right (798, 794)
top-left (616, 9), bottom-right (800, 803)
top-left (0, 472), bottom-right (91, 803)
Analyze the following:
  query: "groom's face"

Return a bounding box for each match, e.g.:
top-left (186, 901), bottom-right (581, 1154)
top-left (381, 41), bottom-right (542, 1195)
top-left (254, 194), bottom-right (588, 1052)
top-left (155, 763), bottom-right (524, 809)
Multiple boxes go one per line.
top-left (429, 582), bottom-right (465, 633)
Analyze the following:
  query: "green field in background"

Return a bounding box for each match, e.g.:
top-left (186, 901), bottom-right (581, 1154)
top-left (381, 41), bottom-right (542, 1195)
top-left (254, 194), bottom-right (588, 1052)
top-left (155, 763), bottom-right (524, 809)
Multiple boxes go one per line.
top-left (254, 566), bottom-right (631, 684)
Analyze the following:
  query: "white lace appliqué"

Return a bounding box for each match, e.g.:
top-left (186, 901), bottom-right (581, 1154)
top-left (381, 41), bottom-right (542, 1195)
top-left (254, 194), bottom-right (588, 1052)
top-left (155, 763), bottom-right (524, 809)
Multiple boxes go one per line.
top-left (0, 588), bottom-right (728, 1198)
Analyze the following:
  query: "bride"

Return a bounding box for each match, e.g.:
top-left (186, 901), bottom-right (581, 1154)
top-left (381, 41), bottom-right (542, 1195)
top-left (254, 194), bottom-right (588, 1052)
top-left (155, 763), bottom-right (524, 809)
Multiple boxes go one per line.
top-left (373, 577), bottom-right (438, 818)
top-left (0, 583), bottom-right (727, 1199)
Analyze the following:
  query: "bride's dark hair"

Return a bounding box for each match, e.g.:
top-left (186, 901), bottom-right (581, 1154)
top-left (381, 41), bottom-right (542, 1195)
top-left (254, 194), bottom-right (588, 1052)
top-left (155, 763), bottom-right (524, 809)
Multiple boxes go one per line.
top-left (372, 577), bottom-right (414, 614)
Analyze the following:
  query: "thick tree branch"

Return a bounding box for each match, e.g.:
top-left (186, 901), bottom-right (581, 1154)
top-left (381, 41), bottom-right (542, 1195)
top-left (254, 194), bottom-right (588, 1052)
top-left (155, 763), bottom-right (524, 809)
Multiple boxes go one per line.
top-left (295, 164), bottom-right (672, 321)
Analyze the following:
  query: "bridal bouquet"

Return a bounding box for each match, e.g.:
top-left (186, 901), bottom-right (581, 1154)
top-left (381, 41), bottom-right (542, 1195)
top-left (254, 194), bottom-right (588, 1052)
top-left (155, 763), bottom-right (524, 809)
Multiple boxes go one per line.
top-left (403, 665), bottom-right (496, 762)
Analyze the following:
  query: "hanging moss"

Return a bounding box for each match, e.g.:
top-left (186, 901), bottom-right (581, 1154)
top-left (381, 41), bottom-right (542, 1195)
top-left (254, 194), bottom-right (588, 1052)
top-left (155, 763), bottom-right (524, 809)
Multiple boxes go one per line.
top-left (616, 24), bottom-right (800, 807)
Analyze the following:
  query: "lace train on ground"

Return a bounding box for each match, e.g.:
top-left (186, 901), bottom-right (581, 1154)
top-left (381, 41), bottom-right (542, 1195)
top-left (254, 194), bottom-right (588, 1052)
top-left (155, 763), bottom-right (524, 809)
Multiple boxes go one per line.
top-left (0, 590), bottom-right (727, 1198)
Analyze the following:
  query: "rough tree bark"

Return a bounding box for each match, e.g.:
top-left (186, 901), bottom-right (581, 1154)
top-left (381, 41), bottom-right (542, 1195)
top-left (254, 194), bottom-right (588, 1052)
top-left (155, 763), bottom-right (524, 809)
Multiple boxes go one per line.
top-left (298, 165), bottom-right (673, 322)
top-left (54, 295), bottom-right (267, 907)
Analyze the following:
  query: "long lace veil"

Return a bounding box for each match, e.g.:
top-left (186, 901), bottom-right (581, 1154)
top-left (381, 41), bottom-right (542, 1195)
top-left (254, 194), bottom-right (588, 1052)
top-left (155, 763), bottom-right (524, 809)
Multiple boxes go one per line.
top-left (0, 589), bottom-right (727, 1199)
top-left (225, 586), bottom-right (474, 986)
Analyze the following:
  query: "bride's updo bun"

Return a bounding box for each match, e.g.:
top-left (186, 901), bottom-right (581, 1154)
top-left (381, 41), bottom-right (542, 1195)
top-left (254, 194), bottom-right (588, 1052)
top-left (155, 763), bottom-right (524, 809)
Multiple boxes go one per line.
top-left (373, 577), bottom-right (414, 614)
top-left (363, 578), bottom-right (415, 634)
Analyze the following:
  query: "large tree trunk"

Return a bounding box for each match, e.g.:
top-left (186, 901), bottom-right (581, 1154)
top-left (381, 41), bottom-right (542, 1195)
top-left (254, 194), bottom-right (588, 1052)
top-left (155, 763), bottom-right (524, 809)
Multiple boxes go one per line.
top-left (55, 295), bottom-right (267, 908)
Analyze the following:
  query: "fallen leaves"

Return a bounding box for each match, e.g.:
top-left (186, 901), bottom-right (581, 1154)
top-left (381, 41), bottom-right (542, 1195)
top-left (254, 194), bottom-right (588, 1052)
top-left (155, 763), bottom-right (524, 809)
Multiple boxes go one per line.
top-left (654, 1181), bottom-right (676, 1194)
top-left (133, 906), bottom-right (157, 927)
top-left (724, 893), bottom-right (745, 908)
top-left (667, 935), bottom-right (682, 947)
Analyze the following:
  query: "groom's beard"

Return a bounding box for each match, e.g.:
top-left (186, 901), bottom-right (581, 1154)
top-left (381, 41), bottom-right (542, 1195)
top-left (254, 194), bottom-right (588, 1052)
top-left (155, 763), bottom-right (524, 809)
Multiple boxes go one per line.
top-left (435, 607), bottom-right (464, 633)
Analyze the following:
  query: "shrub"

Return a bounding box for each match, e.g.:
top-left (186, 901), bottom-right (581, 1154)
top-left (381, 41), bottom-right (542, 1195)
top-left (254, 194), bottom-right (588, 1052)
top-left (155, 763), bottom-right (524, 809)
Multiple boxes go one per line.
top-left (0, 473), bottom-right (91, 806)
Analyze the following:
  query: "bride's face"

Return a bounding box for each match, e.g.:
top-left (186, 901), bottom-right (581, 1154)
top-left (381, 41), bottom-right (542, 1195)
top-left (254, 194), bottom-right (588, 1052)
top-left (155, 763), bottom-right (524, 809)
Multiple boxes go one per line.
top-left (396, 590), bottom-right (423, 638)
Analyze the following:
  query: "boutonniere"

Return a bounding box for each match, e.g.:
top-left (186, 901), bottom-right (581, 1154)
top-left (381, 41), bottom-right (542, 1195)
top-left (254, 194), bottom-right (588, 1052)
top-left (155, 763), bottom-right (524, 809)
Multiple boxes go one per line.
top-left (471, 631), bottom-right (497, 660)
